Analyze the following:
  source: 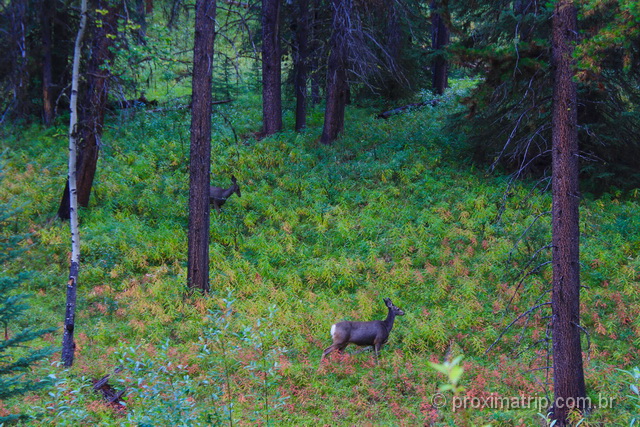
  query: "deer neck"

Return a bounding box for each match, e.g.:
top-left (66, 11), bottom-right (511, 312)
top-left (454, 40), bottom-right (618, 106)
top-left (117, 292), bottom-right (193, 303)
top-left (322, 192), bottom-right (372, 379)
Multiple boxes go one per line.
top-left (383, 309), bottom-right (396, 332)
top-left (219, 186), bottom-right (235, 200)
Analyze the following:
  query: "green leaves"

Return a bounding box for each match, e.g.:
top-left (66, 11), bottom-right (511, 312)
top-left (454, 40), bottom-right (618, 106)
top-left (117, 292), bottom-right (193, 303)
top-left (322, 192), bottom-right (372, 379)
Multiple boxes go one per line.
top-left (429, 355), bottom-right (465, 394)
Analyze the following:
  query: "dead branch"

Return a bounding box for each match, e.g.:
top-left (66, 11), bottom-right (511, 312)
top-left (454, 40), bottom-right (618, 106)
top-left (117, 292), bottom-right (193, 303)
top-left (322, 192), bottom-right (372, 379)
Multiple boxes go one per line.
top-left (93, 374), bottom-right (126, 408)
top-left (145, 99), bottom-right (233, 114)
top-left (485, 302), bottom-right (551, 355)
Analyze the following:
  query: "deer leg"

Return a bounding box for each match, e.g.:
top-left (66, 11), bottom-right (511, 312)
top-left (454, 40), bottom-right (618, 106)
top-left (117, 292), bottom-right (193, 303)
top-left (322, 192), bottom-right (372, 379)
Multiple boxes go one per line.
top-left (321, 342), bottom-right (348, 361)
top-left (373, 342), bottom-right (383, 364)
top-left (321, 344), bottom-right (337, 361)
top-left (352, 346), bottom-right (371, 355)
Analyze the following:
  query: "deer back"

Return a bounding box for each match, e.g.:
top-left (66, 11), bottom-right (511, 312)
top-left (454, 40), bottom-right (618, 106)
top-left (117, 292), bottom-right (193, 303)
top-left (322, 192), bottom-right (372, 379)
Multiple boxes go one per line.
top-left (333, 320), bottom-right (388, 346)
top-left (209, 176), bottom-right (240, 206)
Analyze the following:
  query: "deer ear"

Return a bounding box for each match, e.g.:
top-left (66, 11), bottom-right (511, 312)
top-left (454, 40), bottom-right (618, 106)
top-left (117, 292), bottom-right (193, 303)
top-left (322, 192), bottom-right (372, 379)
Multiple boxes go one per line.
top-left (384, 298), bottom-right (391, 306)
top-left (231, 175), bottom-right (237, 183)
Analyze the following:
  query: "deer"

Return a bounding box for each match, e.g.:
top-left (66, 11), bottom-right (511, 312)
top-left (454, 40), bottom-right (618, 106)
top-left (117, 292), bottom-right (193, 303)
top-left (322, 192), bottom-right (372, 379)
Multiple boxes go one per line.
top-left (320, 298), bottom-right (405, 364)
top-left (210, 175), bottom-right (241, 212)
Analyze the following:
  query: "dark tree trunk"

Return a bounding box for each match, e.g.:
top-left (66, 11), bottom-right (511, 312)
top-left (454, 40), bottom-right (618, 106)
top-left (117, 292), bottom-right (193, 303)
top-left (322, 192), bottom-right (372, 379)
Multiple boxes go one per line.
top-left (386, 6), bottom-right (402, 64)
top-left (41, 0), bottom-right (55, 126)
top-left (58, 0), bottom-right (121, 220)
top-left (308, 0), bottom-right (322, 105)
top-left (384, 5), bottom-right (403, 96)
top-left (310, 67), bottom-right (321, 105)
top-left (430, 0), bottom-right (449, 95)
top-left (550, 1), bottom-right (586, 425)
top-left (261, 0), bottom-right (282, 136)
top-left (62, 261), bottom-right (79, 366)
top-left (292, 0), bottom-right (309, 131)
top-left (6, 0), bottom-right (29, 120)
top-left (135, 0), bottom-right (148, 43)
top-left (187, 0), bottom-right (216, 293)
top-left (320, 0), bottom-right (350, 145)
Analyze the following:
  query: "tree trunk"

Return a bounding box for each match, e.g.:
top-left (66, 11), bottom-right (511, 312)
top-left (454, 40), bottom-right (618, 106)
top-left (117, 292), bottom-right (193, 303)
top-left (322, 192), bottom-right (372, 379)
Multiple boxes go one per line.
top-left (430, 0), bottom-right (449, 95)
top-left (135, 0), bottom-right (148, 43)
top-left (187, 0), bottom-right (216, 293)
top-left (550, 1), bottom-right (586, 424)
top-left (58, 0), bottom-right (121, 220)
top-left (261, 0), bottom-right (282, 136)
top-left (308, 0), bottom-right (322, 105)
top-left (6, 0), bottom-right (29, 120)
top-left (320, 0), bottom-right (350, 145)
top-left (41, 0), bottom-right (55, 126)
top-left (386, 5), bottom-right (402, 65)
top-left (310, 67), bottom-right (321, 105)
top-left (382, 4), bottom-right (403, 98)
top-left (61, 0), bottom-right (87, 368)
top-left (292, 0), bottom-right (309, 131)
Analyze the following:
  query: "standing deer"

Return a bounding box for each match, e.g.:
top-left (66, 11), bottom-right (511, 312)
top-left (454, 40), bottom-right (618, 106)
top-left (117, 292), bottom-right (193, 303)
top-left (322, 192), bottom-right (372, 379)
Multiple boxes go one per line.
top-left (320, 298), bottom-right (405, 363)
top-left (210, 175), bottom-right (241, 212)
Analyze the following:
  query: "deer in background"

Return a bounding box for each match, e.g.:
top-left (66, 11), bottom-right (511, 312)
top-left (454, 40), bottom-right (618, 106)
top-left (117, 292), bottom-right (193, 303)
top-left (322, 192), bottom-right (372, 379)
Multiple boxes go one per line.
top-left (210, 175), bottom-right (241, 212)
top-left (320, 298), bottom-right (405, 364)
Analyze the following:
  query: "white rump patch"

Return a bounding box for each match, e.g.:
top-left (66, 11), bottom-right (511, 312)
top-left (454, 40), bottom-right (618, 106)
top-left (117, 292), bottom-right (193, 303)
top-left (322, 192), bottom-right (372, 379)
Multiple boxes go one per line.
top-left (330, 324), bottom-right (336, 339)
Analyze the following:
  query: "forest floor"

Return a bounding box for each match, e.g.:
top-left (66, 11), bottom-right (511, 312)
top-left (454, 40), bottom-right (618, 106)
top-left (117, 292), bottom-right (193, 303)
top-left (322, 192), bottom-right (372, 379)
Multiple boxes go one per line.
top-left (1, 82), bottom-right (639, 425)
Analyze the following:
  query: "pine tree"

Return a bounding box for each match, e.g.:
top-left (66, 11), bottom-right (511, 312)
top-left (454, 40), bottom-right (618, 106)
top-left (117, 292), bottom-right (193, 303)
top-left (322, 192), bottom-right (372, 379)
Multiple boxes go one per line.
top-left (447, 0), bottom-right (640, 191)
top-left (0, 161), bottom-right (56, 423)
top-left (187, 0), bottom-right (217, 293)
top-left (550, 2), bottom-right (587, 423)
top-left (262, 0), bottom-right (283, 136)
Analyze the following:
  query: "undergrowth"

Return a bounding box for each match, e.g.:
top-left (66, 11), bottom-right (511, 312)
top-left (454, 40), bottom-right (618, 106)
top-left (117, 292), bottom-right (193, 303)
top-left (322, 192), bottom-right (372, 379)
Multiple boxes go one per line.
top-left (0, 81), bottom-right (639, 425)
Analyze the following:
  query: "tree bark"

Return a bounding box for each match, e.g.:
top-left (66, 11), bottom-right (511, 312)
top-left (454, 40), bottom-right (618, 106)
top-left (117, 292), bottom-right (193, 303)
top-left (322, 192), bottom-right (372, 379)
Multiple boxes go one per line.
top-left (550, 1), bottom-right (586, 424)
top-left (430, 0), bottom-right (449, 95)
top-left (41, 0), bottom-right (55, 126)
top-left (135, 0), bottom-right (148, 43)
top-left (382, 4), bottom-right (404, 98)
top-left (58, 0), bottom-right (121, 220)
top-left (6, 0), bottom-right (29, 120)
top-left (187, 0), bottom-right (216, 293)
top-left (308, 0), bottom-right (322, 105)
top-left (310, 66), bottom-right (321, 105)
top-left (261, 0), bottom-right (282, 136)
top-left (61, 0), bottom-right (87, 368)
top-left (320, 0), bottom-right (350, 145)
top-left (292, 0), bottom-right (309, 131)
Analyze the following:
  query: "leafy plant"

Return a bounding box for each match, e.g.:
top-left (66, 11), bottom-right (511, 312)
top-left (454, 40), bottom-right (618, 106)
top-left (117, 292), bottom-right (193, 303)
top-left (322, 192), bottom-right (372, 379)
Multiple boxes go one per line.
top-left (620, 367), bottom-right (640, 426)
top-left (429, 355), bottom-right (465, 395)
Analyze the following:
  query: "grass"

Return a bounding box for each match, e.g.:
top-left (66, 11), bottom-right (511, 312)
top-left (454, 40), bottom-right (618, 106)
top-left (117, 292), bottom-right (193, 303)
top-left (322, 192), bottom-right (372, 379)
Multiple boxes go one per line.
top-left (0, 81), bottom-right (639, 425)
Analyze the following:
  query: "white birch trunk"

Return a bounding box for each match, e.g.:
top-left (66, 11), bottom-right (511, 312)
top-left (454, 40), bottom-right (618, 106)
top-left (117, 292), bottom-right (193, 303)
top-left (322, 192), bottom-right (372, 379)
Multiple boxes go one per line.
top-left (61, 0), bottom-right (87, 367)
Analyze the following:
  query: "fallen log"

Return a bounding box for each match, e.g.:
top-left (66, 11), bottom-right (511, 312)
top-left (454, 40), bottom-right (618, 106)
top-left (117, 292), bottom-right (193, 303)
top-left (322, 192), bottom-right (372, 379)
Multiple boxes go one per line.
top-left (211, 99), bottom-right (234, 106)
top-left (377, 99), bottom-right (440, 119)
top-left (93, 373), bottom-right (126, 409)
top-left (146, 99), bottom-right (233, 114)
top-left (109, 93), bottom-right (158, 110)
